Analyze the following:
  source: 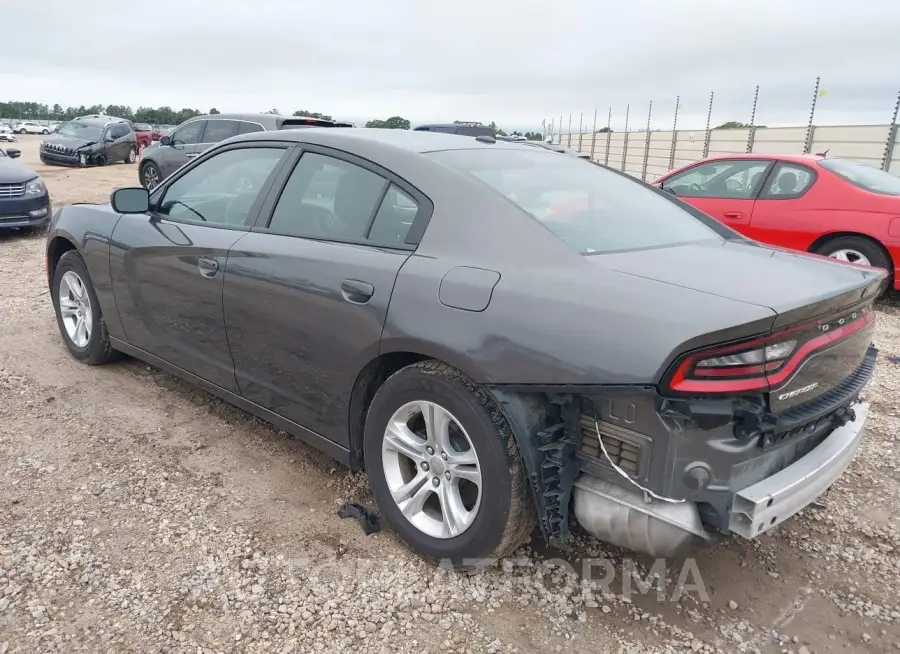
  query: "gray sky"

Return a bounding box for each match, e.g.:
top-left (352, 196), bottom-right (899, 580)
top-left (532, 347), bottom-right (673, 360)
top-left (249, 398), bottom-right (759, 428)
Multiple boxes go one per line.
top-left (4, 0), bottom-right (900, 131)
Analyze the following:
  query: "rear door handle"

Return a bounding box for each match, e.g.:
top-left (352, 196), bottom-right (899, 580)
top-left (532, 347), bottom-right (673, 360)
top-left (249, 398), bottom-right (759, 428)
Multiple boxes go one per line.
top-left (341, 279), bottom-right (374, 304)
top-left (198, 257), bottom-right (219, 278)
top-left (723, 211), bottom-right (744, 219)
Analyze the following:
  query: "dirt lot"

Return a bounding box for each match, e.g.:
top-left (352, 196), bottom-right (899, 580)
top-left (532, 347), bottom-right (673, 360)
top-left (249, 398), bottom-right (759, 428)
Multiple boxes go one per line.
top-left (1, 133), bottom-right (899, 654)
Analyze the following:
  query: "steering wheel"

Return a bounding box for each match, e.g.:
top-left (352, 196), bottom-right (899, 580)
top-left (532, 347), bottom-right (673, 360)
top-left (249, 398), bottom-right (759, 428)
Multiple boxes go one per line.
top-left (690, 183), bottom-right (702, 192)
top-left (300, 203), bottom-right (344, 235)
top-left (167, 200), bottom-right (206, 222)
top-left (236, 177), bottom-right (254, 192)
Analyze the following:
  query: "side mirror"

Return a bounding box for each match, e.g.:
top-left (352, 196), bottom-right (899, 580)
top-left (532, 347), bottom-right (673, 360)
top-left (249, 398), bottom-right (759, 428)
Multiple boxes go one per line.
top-left (159, 135), bottom-right (172, 146)
top-left (110, 187), bottom-right (150, 214)
top-left (6, 148), bottom-right (21, 159)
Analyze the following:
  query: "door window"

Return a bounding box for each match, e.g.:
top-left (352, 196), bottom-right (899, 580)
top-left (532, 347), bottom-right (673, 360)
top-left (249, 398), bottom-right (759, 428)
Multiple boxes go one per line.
top-left (157, 147), bottom-right (286, 228)
top-left (663, 160), bottom-right (771, 199)
top-left (109, 124), bottom-right (129, 139)
top-left (367, 185), bottom-right (419, 244)
top-left (760, 162), bottom-right (816, 199)
top-left (267, 152), bottom-right (388, 240)
top-left (202, 119), bottom-right (239, 143)
top-left (171, 120), bottom-right (206, 146)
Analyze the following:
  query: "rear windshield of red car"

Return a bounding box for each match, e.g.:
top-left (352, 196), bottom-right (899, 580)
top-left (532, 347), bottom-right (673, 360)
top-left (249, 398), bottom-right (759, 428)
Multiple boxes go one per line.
top-left (819, 158), bottom-right (900, 196)
top-left (425, 148), bottom-right (728, 254)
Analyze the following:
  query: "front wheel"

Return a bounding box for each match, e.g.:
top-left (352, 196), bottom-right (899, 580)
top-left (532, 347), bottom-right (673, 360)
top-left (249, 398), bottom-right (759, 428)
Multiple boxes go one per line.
top-left (141, 161), bottom-right (161, 189)
top-left (18, 129), bottom-right (26, 134)
top-left (42, 129), bottom-right (49, 135)
top-left (363, 361), bottom-right (535, 567)
top-left (51, 251), bottom-right (116, 365)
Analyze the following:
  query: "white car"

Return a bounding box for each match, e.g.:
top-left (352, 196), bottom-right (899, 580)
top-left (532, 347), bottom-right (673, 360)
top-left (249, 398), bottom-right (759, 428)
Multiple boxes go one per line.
top-left (12, 121), bottom-right (50, 135)
top-left (0, 124), bottom-right (16, 142)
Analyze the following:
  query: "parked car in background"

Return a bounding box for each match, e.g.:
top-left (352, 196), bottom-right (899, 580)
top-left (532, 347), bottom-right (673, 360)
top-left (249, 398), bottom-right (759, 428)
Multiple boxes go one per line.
top-left (139, 112), bottom-right (354, 189)
top-left (413, 122), bottom-right (495, 137)
top-left (13, 121), bottom-right (50, 135)
top-left (653, 153), bottom-right (900, 292)
top-left (0, 124), bottom-right (17, 142)
top-left (0, 145), bottom-right (51, 232)
top-left (45, 129), bottom-right (885, 566)
top-left (132, 123), bottom-right (154, 151)
top-left (40, 116), bottom-right (138, 167)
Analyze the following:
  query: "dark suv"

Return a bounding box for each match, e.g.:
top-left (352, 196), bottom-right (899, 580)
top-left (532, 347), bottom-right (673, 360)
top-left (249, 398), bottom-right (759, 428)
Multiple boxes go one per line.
top-left (412, 122), bottom-right (496, 137)
top-left (139, 113), bottom-right (354, 189)
top-left (40, 116), bottom-right (137, 167)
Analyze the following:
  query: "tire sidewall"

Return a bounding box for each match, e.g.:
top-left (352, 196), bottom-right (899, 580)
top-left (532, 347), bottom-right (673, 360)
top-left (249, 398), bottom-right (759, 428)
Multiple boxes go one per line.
top-left (141, 161), bottom-right (159, 189)
top-left (51, 252), bottom-right (105, 362)
top-left (364, 367), bottom-right (516, 564)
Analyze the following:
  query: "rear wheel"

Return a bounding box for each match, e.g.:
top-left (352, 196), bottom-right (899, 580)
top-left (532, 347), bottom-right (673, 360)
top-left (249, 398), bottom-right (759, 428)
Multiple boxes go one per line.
top-left (126, 146), bottom-right (137, 164)
top-left (51, 251), bottom-right (116, 365)
top-left (42, 129), bottom-right (49, 135)
top-left (363, 361), bottom-right (534, 567)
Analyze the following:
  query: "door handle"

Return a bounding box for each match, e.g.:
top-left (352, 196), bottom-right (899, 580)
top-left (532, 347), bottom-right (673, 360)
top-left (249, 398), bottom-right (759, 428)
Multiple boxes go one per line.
top-left (198, 257), bottom-right (219, 278)
top-left (186, 153), bottom-right (199, 159)
top-left (341, 279), bottom-right (374, 304)
top-left (723, 211), bottom-right (744, 219)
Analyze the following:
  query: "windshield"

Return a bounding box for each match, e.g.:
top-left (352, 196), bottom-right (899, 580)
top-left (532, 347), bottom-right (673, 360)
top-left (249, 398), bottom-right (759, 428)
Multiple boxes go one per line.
top-left (426, 148), bottom-right (725, 254)
top-left (819, 158), bottom-right (900, 196)
top-left (0, 149), bottom-right (6, 158)
top-left (134, 123), bottom-right (151, 131)
top-left (56, 122), bottom-right (103, 141)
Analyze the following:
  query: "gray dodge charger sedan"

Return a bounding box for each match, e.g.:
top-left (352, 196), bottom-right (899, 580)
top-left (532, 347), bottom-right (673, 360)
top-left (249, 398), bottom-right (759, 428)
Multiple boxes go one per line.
top-left (44, 128), bottom-right (886, 566)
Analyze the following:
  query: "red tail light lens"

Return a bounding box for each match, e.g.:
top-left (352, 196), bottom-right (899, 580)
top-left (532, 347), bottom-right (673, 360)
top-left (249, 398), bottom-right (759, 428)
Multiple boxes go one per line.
top-left (665, 304), bottom-right (875, 395)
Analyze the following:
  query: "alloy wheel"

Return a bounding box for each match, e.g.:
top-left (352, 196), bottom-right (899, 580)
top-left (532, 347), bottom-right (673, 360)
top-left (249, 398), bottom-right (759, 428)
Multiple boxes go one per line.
top-left (58, 271), bottom-right (93, 348)
top-left (143, 165), bottom-right (160, 190)
top-left (381, 400), bottom-right (482, 539)
top-left (828, 249), bottom-right (871, 266)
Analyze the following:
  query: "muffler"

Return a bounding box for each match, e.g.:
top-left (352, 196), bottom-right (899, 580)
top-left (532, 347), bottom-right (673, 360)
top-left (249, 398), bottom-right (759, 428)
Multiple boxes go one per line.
top-left (572, 474), bottom-right (710, 558)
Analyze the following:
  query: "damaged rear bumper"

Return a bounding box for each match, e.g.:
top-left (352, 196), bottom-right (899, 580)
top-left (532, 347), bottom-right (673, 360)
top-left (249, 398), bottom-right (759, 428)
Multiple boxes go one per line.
top-left (728, 401), bottom-right (869, 537)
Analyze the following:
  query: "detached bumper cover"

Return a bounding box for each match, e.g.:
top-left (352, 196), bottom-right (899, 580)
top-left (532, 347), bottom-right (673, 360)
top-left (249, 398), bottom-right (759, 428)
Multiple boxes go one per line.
top-left (728, 401), bottom-right (869, 538)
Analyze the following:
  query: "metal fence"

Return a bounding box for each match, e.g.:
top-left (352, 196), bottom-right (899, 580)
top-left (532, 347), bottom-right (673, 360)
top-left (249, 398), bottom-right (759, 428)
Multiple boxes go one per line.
top-left (547, 79), bottom-right (900, 179)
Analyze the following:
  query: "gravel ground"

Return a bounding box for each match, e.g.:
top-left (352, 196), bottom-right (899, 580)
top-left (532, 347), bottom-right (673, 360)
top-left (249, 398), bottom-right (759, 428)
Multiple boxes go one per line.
top-left (1, 135), bottom-right (898, 653)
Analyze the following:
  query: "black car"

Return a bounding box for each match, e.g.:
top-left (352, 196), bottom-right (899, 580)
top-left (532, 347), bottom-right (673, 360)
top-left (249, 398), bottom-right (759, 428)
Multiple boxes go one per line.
top-left (40, 116), bottom-right (138, 167)
top-left (0, 146), bottom-right (51, 232)
top-left (45, 128), bottom-right (884, 566)
top-left (139, 113), bottom-right (354, 190)
top-left (413, 122), bottom-right (495, 137)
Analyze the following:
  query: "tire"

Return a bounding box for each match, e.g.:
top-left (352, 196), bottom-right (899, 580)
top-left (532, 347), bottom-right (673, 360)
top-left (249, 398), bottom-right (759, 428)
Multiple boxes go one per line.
top-left (50, 251), bottom-right (116, 365)
top-left (125, 146), bottom-right (137, 164)
top-left (95, 153), bottom-right (107, 167)
top-left (42, 129), bottom-right (49, 135)
top-left (814, 236), bottom-right (892, 286)
top-left (141, 161), bottom-right (161, 190)
top-left (363, 360), bottom-right (535, 568)
top-left (18, 129), bottom-right (25, 134)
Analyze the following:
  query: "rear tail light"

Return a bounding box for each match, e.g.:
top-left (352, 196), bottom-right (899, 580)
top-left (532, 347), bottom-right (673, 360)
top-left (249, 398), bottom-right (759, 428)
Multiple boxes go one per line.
top-left (664, 304), bottom-right (875, 395)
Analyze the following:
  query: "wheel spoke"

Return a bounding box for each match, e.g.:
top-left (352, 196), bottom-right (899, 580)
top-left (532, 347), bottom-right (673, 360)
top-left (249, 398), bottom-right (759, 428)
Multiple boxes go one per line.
top-left (450, 464), bottom-right (481, 485)
top-left (398, 482), bottom-right (433, 520)
top-left (384, 420), bottom-right (427, 463)
top-left (60, 298), bottom-right (78, 317)
top-left (420, 401), bottom-right (452, 451)
top-left (439, 482), bottom-right (472, 538)
top-left (390, 471), bottom-right (428, 505)
top-left (73, 317), bottom-right (86, 345)
top-left (446, 448), bottom-right (478, 466)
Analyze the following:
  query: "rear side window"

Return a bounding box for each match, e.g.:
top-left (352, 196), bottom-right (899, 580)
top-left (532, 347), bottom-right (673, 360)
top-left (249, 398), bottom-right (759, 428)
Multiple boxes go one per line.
top-left (426, 149), bottom-right (725, 255)
top-left (238, 121), bottom-right (265, 135)
top-left (819, 158), bottom-right (900, 196)
top-left (202, 119), bottom-right (239, 143)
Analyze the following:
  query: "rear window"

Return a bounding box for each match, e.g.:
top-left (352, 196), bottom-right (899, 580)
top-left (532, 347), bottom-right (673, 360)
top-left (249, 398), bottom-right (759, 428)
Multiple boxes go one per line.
top-left (819, 158), bottom-right (900, 196)
top-left (426, 148), bottom-right (726, 254)
top-left (280, 118), bottom-right (336, 129)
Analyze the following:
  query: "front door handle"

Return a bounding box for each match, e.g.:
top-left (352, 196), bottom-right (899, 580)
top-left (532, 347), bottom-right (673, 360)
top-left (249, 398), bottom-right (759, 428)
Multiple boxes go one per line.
top-left (723, 211), bottom-right (744, 219)
top-left (198, 257), bottom-right (219, 278)
top-left (341, 279), bottom-right (374, 304)
top-left (186, 153), bottom-right (199, 159)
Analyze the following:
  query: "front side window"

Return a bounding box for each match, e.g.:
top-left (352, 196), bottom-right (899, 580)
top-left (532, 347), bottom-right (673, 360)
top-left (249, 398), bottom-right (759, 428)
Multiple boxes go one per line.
top-left (427, 148), bottom-right (726, 255)
top-left (158, 147), bottom-right (286, 227)
top-left (819, 158), bottom-right (900, 196)
top-left (267, 152), bottom-right (388, 240)
top-left (202, 120), bottom-right (239, 143)
top-left (172, 120), bottom-right (205, 146)
top-left (662, 159), bottom-right (771, 199)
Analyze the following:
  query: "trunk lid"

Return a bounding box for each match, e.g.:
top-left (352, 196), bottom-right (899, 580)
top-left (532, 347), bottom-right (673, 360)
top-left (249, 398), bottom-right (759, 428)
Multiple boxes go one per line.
top-left (595, 239), bottom-right (886, 410)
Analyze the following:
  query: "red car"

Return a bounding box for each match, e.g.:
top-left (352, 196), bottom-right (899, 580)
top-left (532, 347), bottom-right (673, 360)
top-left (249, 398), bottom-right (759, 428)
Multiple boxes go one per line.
top-left (131, 123), bottom-right (154, 151)
top-left (652, 153), bottom-right (900, 291)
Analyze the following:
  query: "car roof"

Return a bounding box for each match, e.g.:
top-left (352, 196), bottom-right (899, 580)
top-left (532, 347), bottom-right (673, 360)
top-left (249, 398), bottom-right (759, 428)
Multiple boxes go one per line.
top-left (693, 152), bottom-right (825, 165)
top-left (228, 127), bottom-right (527, 154)
top-left (71, 115), bottom-right (129, 127)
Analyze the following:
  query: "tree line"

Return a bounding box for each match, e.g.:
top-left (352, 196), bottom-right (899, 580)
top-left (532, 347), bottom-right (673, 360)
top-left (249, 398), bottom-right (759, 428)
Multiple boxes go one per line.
top-left (0, 101), bottom-right (543, 138)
